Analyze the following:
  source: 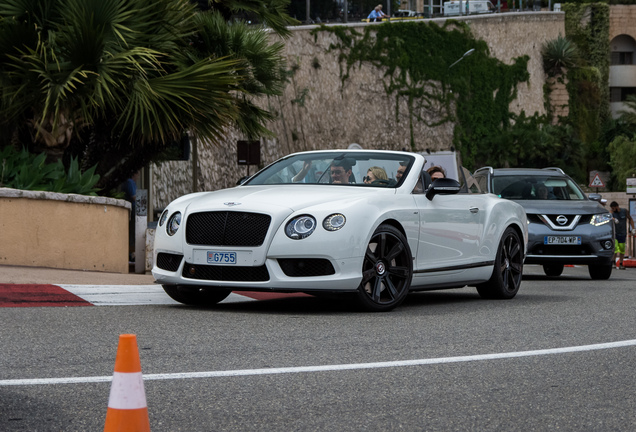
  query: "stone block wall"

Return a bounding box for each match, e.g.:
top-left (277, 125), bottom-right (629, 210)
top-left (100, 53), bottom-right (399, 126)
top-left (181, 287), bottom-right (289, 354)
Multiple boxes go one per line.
top-left (609, 5), bottom-right (636, 41)
top-left (0, 188), bottom-right (130, 273)
top-left (152, 12), bottom-right (565, 210)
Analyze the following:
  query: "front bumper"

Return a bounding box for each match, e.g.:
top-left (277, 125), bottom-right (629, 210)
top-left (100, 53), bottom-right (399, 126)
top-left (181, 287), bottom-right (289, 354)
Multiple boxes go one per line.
top-left (152, 254), bottom-right (364, 292)
top-left (523, 220), bottom-right (614, 266)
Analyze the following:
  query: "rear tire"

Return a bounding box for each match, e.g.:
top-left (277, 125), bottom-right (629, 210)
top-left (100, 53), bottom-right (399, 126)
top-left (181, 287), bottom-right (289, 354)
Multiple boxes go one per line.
top-left (163, 285), bottom-right (231, 306)
top-left (356, 224), bottom-right (413, 312)
top-left (476, 227), bottom-right (523, 299)
top-left (543, 264), bottom-right (564, 277)
top-left (588, 264), bottom-right (612, 280)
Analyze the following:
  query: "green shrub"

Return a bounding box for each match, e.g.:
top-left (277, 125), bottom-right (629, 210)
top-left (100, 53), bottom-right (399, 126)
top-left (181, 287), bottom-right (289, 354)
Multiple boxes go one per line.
top-left (0, 146), bottom-right (100, 195)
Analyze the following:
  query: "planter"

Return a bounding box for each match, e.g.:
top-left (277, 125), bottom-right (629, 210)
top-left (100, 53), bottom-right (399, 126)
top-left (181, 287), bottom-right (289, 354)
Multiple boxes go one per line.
top-left (0, 188), bottom-right (131, 273)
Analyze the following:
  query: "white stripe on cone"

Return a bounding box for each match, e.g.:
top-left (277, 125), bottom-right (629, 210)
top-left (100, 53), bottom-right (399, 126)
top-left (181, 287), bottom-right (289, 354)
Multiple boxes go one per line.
top-left (107, 372), bottom-right (147, 410)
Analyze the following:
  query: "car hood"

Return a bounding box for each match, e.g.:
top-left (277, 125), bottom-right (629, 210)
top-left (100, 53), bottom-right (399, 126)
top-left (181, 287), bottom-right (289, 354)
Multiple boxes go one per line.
top-left (181, 185), bottom-right (392, 214)
top-left (513, 200), bottom-right (607, 215)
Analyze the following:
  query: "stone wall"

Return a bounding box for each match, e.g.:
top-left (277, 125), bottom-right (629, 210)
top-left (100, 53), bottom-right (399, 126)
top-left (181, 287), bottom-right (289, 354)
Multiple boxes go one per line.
top-left (152, 12), bottom-right (565, 210)
top-left (0, 188), bottom-right (130, 273)
top-left (609, 5), bottom-right (636, 42)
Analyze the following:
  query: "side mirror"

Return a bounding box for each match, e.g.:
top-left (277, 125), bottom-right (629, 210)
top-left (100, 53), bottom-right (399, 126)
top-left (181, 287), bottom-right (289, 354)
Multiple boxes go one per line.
top-left (588, 193), bottom-right (602, 202)
top-left (426, 178), bottom-right (461, 201)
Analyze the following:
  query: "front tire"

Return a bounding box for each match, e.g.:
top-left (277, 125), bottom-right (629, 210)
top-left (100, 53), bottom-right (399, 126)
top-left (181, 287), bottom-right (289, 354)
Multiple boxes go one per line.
top-left (588, 264), bottom-right (612, 280)
top-left (476, 227), bottom-right (523, 299)
top-left (543, 264), bottom-right (564, 277)
top-left (163, 285), bottom-right (232, 306)
top-left (356, 224), bottom-right (413, 312)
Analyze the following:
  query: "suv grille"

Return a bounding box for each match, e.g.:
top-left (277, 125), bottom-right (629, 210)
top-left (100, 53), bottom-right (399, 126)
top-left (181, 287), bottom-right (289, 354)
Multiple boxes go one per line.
top-left (186, 211), bottom-right (271, 246)
top-left (529, 244), bottom-right (593, 256)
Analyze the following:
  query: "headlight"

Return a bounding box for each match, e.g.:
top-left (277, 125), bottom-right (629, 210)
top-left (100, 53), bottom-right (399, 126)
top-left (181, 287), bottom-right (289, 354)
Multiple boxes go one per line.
top-left (285, 215), bottom-right (316, 240)
top-left (167, 212), bottom-right (182, 236)
top-left (323, 213), bottom-right (346, 231)
top-left (590, 213), bottom-right (612, 226)
top-left (159, 209), bottom-right (169, 227)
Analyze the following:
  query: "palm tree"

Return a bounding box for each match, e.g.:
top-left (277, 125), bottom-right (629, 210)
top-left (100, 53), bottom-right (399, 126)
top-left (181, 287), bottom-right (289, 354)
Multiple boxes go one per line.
top-left (541, 35), bottom-right (579, 77)
top-left (0, 0), bottom-right (295, 192)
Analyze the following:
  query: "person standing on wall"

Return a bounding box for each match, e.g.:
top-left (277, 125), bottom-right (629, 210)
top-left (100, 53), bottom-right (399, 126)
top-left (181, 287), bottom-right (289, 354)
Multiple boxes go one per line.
top-left (610, 201), bottom-right (635, 269)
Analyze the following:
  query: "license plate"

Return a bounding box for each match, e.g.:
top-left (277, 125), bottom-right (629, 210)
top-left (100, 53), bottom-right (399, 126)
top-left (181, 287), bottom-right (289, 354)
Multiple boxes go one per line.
top-left (544, 236), bottom-right (581, 245)
top-left (207, 251), bottom-right (237, 264)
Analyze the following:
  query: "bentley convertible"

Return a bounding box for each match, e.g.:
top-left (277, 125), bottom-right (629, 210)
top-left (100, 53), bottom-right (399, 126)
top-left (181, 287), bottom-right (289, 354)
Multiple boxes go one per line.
top-left (152, 150), bottom-right (528, 311)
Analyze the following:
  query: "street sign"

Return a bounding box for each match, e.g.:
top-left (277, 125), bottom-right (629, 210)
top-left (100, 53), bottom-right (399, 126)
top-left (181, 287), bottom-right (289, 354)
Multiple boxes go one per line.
top-left (627, 177), bottom-right (636, 194)
top-left (589, 173), bottom-right (604, 187)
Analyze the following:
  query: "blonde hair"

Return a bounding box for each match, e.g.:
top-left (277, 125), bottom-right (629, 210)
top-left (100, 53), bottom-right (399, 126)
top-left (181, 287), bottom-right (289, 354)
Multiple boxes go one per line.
top-left (368, 166), bottom-right (388, 181)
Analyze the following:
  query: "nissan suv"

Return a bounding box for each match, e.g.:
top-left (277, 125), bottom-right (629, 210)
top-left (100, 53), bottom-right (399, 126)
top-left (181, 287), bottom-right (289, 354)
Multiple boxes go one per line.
top-left (472, 167), bottom-right (614, 279)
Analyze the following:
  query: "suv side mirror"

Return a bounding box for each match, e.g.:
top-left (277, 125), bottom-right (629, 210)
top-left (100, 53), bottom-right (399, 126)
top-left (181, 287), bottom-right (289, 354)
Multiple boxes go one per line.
top-left (588, 193), bottom-right (602, 202)
top-left (426, 178), bottom-right (461, 201)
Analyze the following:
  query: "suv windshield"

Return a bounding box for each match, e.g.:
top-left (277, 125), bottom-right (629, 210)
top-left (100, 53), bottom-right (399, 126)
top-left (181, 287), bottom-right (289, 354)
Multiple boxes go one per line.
top-left (245, 152), bottom-right (415, 187)
top-left (492, 175), bottom-right (586, 200)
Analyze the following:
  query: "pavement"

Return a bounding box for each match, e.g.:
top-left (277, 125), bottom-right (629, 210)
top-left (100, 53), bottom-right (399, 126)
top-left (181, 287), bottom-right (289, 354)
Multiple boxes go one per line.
top-left (0, 265), bottom-right (155, 285)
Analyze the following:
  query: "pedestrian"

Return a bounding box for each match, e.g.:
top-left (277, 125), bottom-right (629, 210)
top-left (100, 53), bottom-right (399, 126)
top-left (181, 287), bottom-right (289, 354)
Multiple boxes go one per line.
top-left (610, 201), bottom-right (635, 269)
top-left (367, 6), bottom-right (382, 22)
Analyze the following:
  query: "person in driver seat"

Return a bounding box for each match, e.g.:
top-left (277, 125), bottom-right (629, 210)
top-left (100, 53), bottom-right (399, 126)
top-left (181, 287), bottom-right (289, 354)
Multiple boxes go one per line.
top-left (330, 158), bottom-right (355, 184)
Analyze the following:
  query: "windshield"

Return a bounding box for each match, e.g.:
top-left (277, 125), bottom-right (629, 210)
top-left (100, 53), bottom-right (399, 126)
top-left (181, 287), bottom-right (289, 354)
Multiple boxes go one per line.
top-left (245, 152), bottom-right (415, 187)
top-left (492, 175), bottom-right (586, 200)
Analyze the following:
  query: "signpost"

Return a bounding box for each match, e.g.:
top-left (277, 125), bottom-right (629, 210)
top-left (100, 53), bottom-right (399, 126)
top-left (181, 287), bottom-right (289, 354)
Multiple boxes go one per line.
top-left (589, 173), bottom-right (605, 188)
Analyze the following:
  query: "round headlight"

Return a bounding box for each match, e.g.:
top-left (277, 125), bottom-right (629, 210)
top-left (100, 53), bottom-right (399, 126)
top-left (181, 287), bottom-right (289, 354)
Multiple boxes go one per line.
top-left (167, 212), bottom-right (182, 236)
top-left (285, 215), bottom-right (316, 240)
top-left (159, 210), bottom-right (169, 227)
top-left (323, 213), bottom-right (346, 231)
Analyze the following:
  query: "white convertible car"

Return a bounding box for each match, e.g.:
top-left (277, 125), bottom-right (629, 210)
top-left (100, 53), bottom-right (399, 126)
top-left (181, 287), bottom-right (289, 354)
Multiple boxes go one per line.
top-left (152, 150), bottom-right (528, 311)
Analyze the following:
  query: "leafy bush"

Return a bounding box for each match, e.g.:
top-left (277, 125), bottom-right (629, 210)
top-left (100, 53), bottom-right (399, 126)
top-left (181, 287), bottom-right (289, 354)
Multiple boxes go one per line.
top-left (0, 146), bottom-right (100, 195)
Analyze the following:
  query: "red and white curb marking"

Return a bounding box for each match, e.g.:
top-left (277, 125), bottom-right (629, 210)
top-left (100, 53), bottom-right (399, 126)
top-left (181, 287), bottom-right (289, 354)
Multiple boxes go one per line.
top-left (0, 284), bottom-right (309, 307)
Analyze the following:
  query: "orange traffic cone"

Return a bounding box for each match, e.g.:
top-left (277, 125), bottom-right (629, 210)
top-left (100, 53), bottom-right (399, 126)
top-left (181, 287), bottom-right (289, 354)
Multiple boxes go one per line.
top-left (104, 334), bottom-right (151, 432)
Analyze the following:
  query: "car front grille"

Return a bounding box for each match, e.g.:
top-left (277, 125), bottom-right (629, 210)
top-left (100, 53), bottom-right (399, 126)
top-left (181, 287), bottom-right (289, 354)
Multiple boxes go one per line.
top-left (156, 253), bottom-right (183, 272)
top-left (529, 244), bottom-right (593, 256)
top-left (278, 259), bottom-right (336, 277)
top-left (186, 211), bottom-right (271, 246)
top-left (182, 263), bottom-right (270, 282)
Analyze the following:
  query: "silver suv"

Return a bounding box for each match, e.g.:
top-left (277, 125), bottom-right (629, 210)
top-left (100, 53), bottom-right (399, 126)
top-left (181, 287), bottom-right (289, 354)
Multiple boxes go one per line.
top-left (472, 167), bottom-right (614, 279)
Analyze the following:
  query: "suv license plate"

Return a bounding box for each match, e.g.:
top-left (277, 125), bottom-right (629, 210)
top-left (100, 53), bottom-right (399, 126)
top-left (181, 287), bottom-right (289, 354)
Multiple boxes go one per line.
top-left (544, 236), bottom-right (581, 245)
top-left (207, 251), bottom-right (237, 264)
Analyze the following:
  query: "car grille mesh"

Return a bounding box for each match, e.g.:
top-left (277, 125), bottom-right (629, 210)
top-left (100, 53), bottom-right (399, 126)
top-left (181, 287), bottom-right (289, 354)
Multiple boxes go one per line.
top-left (186, 211), bottom-right (271, 246)
top-left (156, 253), bottom-right (183, 272)
top-left (278, 259), bottom-right (336, 277)
top-left (529, 245), bottom-right (593, 256)
top-left (182, 263), bottom-right (270, 282)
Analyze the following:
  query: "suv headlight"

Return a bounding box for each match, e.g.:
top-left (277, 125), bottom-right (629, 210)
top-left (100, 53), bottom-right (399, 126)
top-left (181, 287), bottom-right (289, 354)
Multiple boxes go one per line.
top-left (590, 213), bottom-right (612, 226)
top-left (285, 215), bottom-right (316, 240)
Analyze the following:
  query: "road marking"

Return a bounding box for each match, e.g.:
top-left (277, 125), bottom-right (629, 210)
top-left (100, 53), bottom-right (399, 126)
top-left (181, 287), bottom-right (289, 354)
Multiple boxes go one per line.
top-left (0, 285), bottom-right (306, 307)
top-left (2, 339), bottom-right (636, 386)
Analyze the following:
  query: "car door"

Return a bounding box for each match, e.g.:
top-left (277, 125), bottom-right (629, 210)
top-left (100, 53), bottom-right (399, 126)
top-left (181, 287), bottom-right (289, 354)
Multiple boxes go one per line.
top-left (413, 192), bottom-right (486, 272)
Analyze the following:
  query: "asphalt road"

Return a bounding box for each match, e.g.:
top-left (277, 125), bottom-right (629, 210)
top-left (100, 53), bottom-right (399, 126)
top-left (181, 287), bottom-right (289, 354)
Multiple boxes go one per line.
top-left (2, 265), bottom-right (636, 431)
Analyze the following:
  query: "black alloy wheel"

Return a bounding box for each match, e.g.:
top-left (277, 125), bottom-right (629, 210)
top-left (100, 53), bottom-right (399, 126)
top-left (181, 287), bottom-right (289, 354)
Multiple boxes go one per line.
top-left (356, 224), bottom-right (413, 312)
top-left (476, 227), bottom-right (523, 299)
top-left (162, 285), bottom-right (232, 306)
